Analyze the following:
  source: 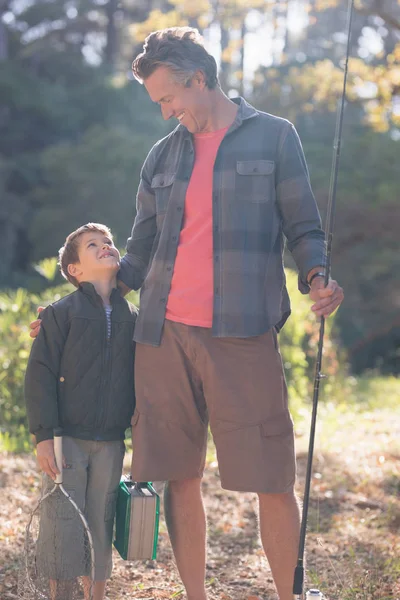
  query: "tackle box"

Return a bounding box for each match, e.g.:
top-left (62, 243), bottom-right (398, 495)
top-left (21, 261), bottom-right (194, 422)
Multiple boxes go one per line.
top-left (114, 476), bottom-right (160, 560)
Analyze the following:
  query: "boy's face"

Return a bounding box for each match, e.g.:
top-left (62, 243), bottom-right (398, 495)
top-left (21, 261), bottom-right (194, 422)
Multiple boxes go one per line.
top-left (67, 231), bottom-right (120, 283)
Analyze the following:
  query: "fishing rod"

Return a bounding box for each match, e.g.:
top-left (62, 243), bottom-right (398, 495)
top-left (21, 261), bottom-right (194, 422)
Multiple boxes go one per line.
top-left (293, 0), bottom-right (355, 597)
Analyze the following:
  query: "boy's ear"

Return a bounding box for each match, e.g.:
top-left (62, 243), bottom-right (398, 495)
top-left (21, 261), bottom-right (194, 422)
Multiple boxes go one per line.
top-left (67, 263), bottom-right (82, 278)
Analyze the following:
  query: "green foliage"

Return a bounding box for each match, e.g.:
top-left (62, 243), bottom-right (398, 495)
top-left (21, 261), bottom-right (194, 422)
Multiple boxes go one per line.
top-left (0, 60), bottom-right (167, 159)
top-left (0, 0), bottom-right (398, 379)
top-left (280, 270), bottom-right (343, 419)
top-left (27, 125), bottom-right (151, 261)
top-left (279, 272), bottom-right (312, 412)
top-left (0, 57), bottom-right (170, 287)
top-left (33, 257), bottom-right (60, 283)
top-left (0, 288), bottom-right (33, 446)
top-left (0, 282), bottom-right (73, 451)
top-left (307, 130), bottom-right (400, 374)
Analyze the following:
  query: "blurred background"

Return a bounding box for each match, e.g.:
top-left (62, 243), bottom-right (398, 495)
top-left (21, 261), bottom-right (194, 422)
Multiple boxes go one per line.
top-left (0, 0), bottom-right (399, 447)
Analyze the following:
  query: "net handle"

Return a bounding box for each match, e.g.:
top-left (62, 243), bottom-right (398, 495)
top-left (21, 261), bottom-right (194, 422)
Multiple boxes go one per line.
top-left (53, 427), bottom-right (63, 484)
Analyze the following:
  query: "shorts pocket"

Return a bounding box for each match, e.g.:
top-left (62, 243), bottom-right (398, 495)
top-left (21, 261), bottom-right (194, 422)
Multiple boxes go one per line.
top-left (270, 326), bottom-right (279, 352)
top-left (212, 410), bottom-right (292, 436)
top-left (260, 410), bottom-right (293, 437)
top-left (212, 412), bottom-right (295, 493)
top-left (131, 411), bottom-right (207, 482)
top-left (131, 410), bottom-right (140, 428)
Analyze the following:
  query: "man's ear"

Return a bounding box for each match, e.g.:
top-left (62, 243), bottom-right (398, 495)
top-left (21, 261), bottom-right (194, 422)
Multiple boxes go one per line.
top-left (194, 70), bottom-right (206, 88)
top-left (67, 263), bottom-right (82, 278)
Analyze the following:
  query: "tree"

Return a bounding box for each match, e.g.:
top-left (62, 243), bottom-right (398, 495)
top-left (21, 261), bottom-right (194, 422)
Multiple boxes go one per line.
top-left (1, 0), bottom-right (398, 376)
top-left (27, 125), bottom-right (153, 261)
top-left (0, 55), bottom-right (168, 286)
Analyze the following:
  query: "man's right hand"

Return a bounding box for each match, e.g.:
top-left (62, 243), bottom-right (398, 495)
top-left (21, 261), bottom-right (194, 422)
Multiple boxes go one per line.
top-left (29, 306), bottom-right (45, 339)
top-left (117, 280), bottom-right (132, 298)
top-left (36, 439), bottom-right (60, 480)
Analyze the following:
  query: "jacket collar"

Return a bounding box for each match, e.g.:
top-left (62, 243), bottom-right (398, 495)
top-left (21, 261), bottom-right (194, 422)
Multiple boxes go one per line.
top-left (176, 96), bottom-right (258, 140)
top-left (231, 96), bottom-right (258, 123)
top-left (78, 281), bottom-right (121, 306)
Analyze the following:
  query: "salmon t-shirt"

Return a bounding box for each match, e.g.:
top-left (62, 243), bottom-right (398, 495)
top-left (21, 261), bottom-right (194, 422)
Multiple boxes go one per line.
top-left (165, 126), bottom-right (228, 327)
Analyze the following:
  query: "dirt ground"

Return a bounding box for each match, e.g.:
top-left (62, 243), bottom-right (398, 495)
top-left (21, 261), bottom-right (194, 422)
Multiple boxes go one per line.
top-left (1, 406), bottom-right (399, 600)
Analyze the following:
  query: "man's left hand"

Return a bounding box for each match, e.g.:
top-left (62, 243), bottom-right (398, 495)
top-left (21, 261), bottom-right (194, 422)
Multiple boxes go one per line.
top-left (309, 277), bottom-right (344, 317)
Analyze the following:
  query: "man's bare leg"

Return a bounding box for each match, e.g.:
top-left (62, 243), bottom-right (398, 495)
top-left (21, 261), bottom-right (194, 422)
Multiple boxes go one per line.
top-left (258, 491), bottom-right (301, 600)
top-left (164, 478), bottom-right (207, 600)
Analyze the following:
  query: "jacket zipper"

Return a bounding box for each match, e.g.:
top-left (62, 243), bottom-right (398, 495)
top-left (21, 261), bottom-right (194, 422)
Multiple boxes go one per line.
top-left (95, 308), bottom-right (112, 434)
top-left (101, 333), bottom-right (112, 432)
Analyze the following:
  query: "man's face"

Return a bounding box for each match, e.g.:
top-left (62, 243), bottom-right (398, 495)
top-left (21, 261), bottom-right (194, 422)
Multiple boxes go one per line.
top-left (68, 231), bottom-right (120, 282)
top-left (144, 66), bottom-right (210, 134)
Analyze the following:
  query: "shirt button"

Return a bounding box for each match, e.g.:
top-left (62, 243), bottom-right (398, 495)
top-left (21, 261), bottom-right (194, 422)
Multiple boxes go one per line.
top-left (60, 377), bottom-right (65, 382)
top-left (160, 298), bottom-right (166, 303)
top-left (172, 236), bottom-right (177, 241)
top-left (215, 255), bottom-right (219, 263)
top-left (253, 167), bottom-right (258, 173)
top-left (177, 206), bottom-right (182, 212)
top-left (167, 266), bottom-right (172, 272)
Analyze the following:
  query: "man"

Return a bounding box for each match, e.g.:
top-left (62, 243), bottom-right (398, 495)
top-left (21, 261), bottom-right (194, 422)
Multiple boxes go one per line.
top-left (32, 27), bottom-right (343, 600)
top-left (118, 27), bottom-right (343, 600)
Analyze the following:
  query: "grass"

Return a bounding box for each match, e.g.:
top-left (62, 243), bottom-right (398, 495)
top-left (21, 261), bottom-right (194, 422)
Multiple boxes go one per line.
top-left (292, 375), bottom-right (400, 600)
top-left (1, 374), bottom-right (399, 599)
top-left (0, 428), bottom-right (32, 453)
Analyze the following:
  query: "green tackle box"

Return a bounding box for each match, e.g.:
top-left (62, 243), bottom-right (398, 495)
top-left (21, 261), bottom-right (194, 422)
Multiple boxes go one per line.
top-left (113, 476), bottom-right (160, 560)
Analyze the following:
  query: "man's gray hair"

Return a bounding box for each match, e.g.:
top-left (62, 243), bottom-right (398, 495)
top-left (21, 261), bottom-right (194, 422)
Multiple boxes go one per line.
top-left (132, 27), bottom-right (219, 90)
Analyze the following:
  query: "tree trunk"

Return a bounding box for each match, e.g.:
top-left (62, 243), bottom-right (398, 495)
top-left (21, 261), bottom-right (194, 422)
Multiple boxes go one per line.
top-left (219, 23), bottom-right (230, 93)
top-left (104, 0), bottom-right (119, 71)
top-left (238, 21), bottom-right (246, 97)
top-left (0, 2), bottom-right (9, 61)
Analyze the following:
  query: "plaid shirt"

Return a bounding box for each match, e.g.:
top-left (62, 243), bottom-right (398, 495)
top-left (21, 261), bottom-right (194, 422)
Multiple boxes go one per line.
top-left (119, 97), bottom-right (325, 346)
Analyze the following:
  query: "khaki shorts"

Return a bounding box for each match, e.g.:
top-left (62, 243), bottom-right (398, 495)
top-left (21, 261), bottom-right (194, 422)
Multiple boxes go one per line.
top-left (132, 320), bottom-right (296, 493)
top-left (39, 437), bottom-right (125, 580)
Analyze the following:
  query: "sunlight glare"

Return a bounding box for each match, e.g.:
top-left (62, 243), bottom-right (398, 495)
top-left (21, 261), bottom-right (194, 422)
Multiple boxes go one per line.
top-left (287, 0), bottom-right (309, 36)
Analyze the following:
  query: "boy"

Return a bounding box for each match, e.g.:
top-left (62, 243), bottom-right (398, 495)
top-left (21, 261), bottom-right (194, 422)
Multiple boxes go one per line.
top-left (25, 223), bottom-right (137, 600)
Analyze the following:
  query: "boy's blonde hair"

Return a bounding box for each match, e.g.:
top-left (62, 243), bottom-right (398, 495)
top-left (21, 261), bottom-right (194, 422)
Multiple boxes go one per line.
top-left (58, 223), bottom-right (113, 287)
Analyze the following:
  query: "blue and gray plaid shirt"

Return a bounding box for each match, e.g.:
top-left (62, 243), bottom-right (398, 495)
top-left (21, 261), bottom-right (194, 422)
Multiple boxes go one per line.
top-left (119, 97), bottom-right (326, 346)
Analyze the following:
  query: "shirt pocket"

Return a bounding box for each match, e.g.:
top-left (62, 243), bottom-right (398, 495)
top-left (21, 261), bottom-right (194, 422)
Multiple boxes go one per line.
top-left (235, 160), bottom-right (275, 204)
top-left (151, 172), bottom-right (176, 214)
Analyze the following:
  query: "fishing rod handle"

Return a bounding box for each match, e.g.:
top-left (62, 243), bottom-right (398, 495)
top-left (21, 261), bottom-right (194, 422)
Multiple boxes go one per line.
top-left (53, 427), bottom-right (63, 484)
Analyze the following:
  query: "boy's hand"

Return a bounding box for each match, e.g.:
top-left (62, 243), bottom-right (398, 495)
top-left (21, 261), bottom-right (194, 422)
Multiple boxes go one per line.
top-left (29, 306), bottom-right (45, 339)
top-left (36, 439), bottom-right (60, 480)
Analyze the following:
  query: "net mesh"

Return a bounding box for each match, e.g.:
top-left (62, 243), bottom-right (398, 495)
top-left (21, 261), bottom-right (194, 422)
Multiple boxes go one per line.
top-left (18, 485), bottom-right (94, 600)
